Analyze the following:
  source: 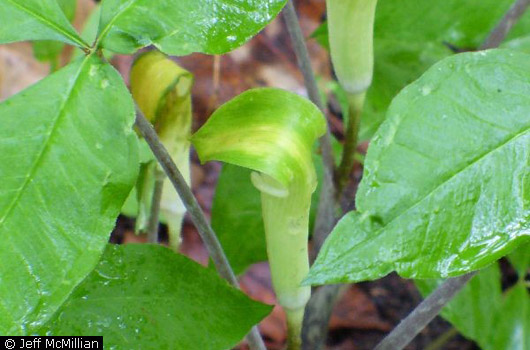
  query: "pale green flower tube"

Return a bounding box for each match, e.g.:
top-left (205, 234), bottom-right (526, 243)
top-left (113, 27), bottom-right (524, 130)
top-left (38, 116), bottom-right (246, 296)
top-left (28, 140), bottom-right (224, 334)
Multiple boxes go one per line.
top-left (130, 51), bottom-right (193, 250)
top-left (327, 0), bottom-right (378, 94)
top-left (192, 88), bottom-right (326, 349)
top-left (327, 0), bottom-right (378, 190)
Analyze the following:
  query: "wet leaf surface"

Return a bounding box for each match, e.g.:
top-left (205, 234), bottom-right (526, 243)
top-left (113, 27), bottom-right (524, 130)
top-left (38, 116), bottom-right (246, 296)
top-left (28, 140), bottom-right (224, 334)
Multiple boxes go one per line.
top-left (0, 55), bottom-right (138, 334)
top-left (308, 50), bottom-right (530, 284)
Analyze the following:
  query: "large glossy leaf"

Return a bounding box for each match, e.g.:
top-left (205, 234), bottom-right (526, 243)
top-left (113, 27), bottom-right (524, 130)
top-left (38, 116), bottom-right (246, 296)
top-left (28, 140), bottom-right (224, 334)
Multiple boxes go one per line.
top-left (33, 0), bottom-right (78, 63)
top-left (307, 50), bottom-right (530, 284)
top-left (0, 0), bottom-right (87, 48)
top-left (0, 55), bottom-right (139, 334)
top-left (313, 0), bottom-right (530, 140)
top-left (96, 0), bottom-right (286, 55)
top-left (40, 244), bottom-right (272, 349)
top-left (417, 263), bottom-right (529, 350)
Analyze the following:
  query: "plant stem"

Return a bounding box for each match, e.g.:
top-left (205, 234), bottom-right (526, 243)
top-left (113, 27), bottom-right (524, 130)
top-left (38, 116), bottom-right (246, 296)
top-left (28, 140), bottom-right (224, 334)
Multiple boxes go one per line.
top-left (286, 308), bottom-right (305, 350)
top-left (282, 2), bottom-right (324, 112)
top-left (282, 0), bottom-right (338, 263)
top-left (146, 170), bottom-right (164, 243)
top-left (337, 92), bottom-right (366, 193)
top-left (136, 111), bottom-right (235, 280)
top-left (135, 110), bottom-right (266, 350)
top-left (374, 272), bottom-right (477, 350)
top-left (301, 284), bottom-right (348, 350)
top-left (480, 0), bottom-right (530, 49)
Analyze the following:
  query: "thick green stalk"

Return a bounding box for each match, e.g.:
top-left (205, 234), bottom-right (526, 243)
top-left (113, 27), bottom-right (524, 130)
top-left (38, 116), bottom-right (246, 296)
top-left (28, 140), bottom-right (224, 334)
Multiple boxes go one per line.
top-left (261, 189), bottom-right (311, 311)
top-left (286, 307), bottom-right (305, 350)
top-left (337, 92), bottom-right (366, 192)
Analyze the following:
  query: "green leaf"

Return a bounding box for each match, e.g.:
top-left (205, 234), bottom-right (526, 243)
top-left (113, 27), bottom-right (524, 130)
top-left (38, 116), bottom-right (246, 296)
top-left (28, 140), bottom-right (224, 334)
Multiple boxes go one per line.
top-left (72, 5), bottom-right (115, 61)
top-left (79, 4), bottom-right (101, 46)
top-left (307, 50), bottom-right (530, 284)
top-left (39, 244), bottom-right (272, 350)
top-left (96, 0), bottom-right (287, 55)
top-left (0, 0), bottom-right (87, 48)
top-left (417, 264), bottom-right (530, 350)
top-left (416, 265), bottom-right (502, 346)
top-left (361, 0), bottom-right (530, 140)
top-left (0, 55), bottom-right (139, 334)
top-left (365, 0), bottom-right (530, 140)
top-left (488, 283), bottom-right (530, 350)
top-left (33, 0), bottom-right (78, 63)
top-left (310, 22), bottom-right (329, 51)
top-left (508, 243), bottom-right (530, 277)
top-left (212, 164), bottom-right (267, 275)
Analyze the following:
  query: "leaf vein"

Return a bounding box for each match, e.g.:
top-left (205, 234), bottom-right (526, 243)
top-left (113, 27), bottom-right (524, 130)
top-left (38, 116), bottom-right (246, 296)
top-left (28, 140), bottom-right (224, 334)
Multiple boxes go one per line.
top-left (331, 126), bottom-right (529, 266)
top-left (3, 0), bottom-right (87, 48)
top-left (0, 57), bottom-right (91, 227)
